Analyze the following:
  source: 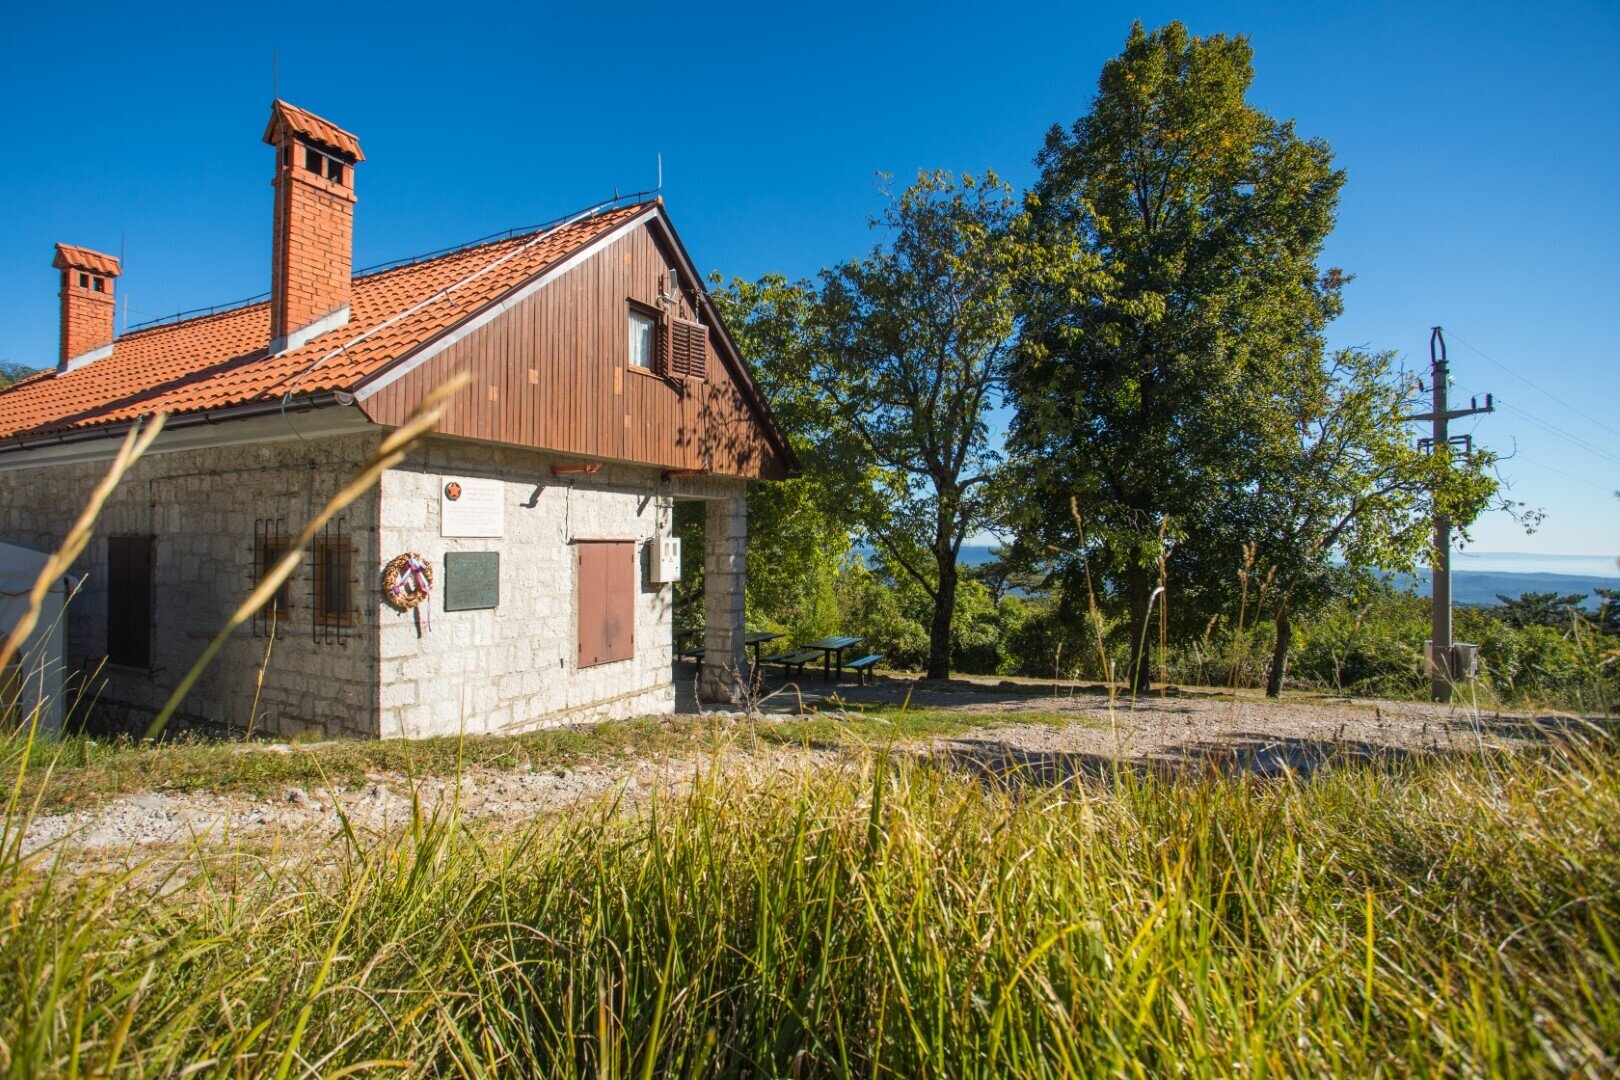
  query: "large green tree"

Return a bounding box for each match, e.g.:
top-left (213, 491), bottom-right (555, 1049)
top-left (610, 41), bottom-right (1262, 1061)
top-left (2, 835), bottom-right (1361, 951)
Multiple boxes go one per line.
top-left (815, 171), bottom-right (1039, 679)
top-left (1010, 21), bottom-right (1346, 690)
top-left (719, 172), bottom-right (1049, 678)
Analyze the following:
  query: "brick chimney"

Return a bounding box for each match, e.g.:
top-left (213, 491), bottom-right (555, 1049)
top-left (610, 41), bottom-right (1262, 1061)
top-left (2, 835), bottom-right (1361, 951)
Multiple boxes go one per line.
top-left (52, 244), bottom-right (121, 372)
top-left (262, 100), bottom-right (364, 354)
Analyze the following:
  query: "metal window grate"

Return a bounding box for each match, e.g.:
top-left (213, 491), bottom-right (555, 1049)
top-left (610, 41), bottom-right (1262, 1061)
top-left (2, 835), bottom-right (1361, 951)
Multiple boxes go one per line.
top-left (252, 517), bottom-right (291, 638)
top-left (312, 518), bottom-right (356, 645)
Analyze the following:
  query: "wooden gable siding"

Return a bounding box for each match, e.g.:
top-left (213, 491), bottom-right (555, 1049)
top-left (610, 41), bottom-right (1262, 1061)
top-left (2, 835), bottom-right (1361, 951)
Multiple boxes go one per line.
top-left (359, 222), bottom-right (788, 480)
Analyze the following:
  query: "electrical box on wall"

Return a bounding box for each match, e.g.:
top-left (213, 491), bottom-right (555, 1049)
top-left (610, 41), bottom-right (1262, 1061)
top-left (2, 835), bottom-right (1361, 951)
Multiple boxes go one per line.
top-left (649, 536), bottom-right (682, 584)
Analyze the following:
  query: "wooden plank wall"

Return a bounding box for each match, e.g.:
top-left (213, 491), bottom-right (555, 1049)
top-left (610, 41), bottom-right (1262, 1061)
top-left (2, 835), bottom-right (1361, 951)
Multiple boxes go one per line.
top-left (360, 223), bottom-right (788, 480)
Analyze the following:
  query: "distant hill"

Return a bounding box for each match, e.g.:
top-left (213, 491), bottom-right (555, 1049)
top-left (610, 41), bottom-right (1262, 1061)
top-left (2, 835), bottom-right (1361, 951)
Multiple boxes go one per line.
top-left (1396, 570), bottom-right (1617, 608)
top-left (951, 546), bottom-right (1616, 608)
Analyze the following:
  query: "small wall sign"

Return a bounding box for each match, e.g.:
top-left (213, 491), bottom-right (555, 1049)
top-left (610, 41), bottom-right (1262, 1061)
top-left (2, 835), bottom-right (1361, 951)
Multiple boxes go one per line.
top-left (444, 551), bottom-right (500, 611)
top-left (440, 477), bottom-right (504, 538)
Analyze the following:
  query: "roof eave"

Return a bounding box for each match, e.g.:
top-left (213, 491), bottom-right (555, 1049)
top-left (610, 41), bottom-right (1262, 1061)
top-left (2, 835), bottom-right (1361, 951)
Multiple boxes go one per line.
top-left (0, 392), bottom-right (362, 465)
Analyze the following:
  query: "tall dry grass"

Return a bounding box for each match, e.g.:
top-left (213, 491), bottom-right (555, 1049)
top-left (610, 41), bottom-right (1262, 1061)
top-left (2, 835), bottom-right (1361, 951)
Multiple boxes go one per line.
top-left (1, 733), bottom-right (1617, 1076)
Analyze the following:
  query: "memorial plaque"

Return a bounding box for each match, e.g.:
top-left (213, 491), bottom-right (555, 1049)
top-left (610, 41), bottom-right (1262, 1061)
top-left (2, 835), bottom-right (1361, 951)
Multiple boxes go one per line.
top-left (443, 552), bottom-right (500, 611)
top-left (441, 477), bottom-right (505, 538)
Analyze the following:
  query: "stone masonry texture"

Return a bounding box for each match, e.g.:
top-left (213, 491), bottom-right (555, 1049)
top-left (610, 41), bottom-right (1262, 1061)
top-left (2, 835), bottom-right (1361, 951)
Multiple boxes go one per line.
top-left (0, 433), bottom-right (383, 738)
top-left (376, 438), bottom-right (751, 737)
top-left (0, 429), bottom-right (750, 739)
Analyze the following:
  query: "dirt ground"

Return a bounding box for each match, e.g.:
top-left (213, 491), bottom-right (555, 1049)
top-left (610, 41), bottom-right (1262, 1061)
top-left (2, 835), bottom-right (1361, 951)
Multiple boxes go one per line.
top-left (786, 674), bottom-right (1569, 771)
top-left (15, 677), bottom-right (1596, 866)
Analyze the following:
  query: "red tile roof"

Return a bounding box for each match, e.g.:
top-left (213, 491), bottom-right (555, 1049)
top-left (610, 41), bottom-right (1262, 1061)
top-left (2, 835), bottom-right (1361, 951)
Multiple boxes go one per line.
top-left (0, 201), bottom-right (653, 441)
top-left (52, 244), bottom-right (121, 276)
top-left (263, 99), bottom-right (365, 160)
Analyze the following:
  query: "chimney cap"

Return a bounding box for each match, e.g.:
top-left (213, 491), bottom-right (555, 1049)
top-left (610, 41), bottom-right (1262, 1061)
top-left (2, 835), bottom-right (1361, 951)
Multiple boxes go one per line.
top-left (52, 243), bottom-right (121, 277)
top-left (263, 99), bottom-right (364, 162)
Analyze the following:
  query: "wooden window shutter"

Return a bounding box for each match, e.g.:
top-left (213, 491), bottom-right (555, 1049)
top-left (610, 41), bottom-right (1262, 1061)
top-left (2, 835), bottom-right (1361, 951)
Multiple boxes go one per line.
top-left (577, 541), bottom-right (636, 667)
top-left (107, 536), bottom-right (153, 668)
top-left (670, 318), bottom-right (708, 380)
top-left (654, 313), bottom-right (674, 377)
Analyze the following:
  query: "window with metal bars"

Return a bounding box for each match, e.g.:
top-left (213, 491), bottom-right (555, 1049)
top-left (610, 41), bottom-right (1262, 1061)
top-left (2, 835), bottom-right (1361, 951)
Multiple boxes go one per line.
top-left (312, 521), bottom-right (355, 643)
top-left (252, 518), bottom-right (292, 638)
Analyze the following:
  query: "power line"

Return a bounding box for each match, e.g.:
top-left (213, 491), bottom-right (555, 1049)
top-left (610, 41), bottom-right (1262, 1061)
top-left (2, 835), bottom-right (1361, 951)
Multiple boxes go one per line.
top-left (1451, 374), bottom-right (1620, 468)
top-left (1512, 454), bottom-right (1616, 493)
top-left (1494, 398), bottom-right (1620, 468)
top-left (1450, 331), bottom-right (1620, 441)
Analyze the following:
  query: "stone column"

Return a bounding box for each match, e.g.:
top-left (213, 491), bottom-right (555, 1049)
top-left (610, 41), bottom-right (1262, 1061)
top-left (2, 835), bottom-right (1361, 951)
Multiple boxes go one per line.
top-left (700, 494), bottom-right (747, 701)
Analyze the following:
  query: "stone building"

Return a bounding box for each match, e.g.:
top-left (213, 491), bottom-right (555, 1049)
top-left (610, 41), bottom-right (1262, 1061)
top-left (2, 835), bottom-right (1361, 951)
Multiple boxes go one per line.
top-left (0, 101), bottom-right (796, 739)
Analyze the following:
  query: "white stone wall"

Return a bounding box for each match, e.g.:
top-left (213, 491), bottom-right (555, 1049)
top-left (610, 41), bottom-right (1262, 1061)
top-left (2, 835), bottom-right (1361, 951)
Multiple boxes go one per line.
top-left (700, 495), bottom-right (748, 699)
top-left (0, 424), bottom-right (754, 741)
top-left (0, 433), bottom-right (382, 738)
top-left (377, 437), bottom-right (739, 739)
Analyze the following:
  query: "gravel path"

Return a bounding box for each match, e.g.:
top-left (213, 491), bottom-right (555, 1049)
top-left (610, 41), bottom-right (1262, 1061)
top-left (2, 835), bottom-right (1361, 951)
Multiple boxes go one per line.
top-left (12, 745), bottom-right (832, 867)
top-left (14, 685), bottom-right (1590, 866)
top-left (915, 689), bottom-right (1558, 783)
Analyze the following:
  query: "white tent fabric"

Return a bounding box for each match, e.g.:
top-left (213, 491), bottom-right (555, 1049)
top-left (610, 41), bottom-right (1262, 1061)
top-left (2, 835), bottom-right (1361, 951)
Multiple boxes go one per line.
top-left (0, 540), bottom-right (70, 736)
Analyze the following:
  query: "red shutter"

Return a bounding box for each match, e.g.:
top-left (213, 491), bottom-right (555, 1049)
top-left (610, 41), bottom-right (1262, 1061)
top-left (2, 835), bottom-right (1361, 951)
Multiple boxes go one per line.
top-left (670, 319), bottom-right (708, 380)
top-left (577, 541), bottom-right (635, 667)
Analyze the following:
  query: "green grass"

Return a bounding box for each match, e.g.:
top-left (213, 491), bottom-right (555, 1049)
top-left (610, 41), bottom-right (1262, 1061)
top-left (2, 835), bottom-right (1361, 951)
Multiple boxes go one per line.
top-left (2, 727), bottom-right (1616, 1076)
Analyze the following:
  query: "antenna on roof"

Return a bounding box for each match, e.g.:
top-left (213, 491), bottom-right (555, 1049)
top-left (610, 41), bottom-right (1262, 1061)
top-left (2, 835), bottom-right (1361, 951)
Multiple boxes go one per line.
top-left (119, 232), bottom-right (127, 334)
top-left (272, 50), bottom-right (278, 99)
top-left (657, 152), bottom-right (663, 192)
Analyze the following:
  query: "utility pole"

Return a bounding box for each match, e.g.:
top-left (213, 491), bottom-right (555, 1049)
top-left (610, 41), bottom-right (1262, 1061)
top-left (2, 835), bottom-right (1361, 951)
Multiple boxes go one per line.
top-left (1407, 327), bottom-right (1493, 701)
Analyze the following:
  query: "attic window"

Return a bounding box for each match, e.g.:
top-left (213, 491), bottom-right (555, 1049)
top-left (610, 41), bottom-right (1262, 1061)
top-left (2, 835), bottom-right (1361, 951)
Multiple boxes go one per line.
top-left (325, 157), bottom-right (345, 185)
top-left (628, 309), bottom-right (656, 370)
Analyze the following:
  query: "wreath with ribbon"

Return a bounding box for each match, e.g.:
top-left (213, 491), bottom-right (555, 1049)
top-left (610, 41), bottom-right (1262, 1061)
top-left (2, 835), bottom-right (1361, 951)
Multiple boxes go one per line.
top-left (382, 553), bottom-right (434, 611)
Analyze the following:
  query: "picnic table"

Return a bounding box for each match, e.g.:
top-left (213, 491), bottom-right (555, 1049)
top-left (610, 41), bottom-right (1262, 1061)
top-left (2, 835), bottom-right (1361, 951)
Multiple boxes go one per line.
top-left (674, 628), bottom-right (784, 668)
top-left (746, 630), bottom-right (784, 667)
top-left (802, 635), bottom-right (863, 682)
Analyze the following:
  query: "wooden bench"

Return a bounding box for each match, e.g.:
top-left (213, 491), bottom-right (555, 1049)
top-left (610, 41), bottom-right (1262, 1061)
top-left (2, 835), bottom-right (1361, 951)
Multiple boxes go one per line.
top-left (761, 650), bottom-right (821, 679)
top-left (846, 654), bottom-right (884, 684)
top-left (677, 645), bottom-right (706, 663)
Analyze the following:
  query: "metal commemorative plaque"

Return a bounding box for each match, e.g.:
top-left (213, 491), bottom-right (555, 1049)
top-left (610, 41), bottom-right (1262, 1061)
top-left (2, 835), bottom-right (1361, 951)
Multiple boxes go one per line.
top-left (443, 552), bottom-right (500, 611)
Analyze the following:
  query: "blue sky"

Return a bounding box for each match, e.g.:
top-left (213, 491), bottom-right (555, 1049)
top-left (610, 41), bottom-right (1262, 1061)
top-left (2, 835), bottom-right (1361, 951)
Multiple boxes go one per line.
top-left (1, 0), bottom-right (1615, 562)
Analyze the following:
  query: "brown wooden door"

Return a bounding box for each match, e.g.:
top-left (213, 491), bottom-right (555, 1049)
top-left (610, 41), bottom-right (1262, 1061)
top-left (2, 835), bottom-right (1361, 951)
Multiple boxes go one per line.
top-left (576, 541), bottom-right (635, 668)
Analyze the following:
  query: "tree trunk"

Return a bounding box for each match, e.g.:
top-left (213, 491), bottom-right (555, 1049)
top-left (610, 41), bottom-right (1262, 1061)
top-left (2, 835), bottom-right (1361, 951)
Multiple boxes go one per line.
top-left (1123, 567), bottom-right (1154, 693)
top-left (926, 550), bottom-right (958, 680)
top-left (1265, 605), bottom-right (1292, 698)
